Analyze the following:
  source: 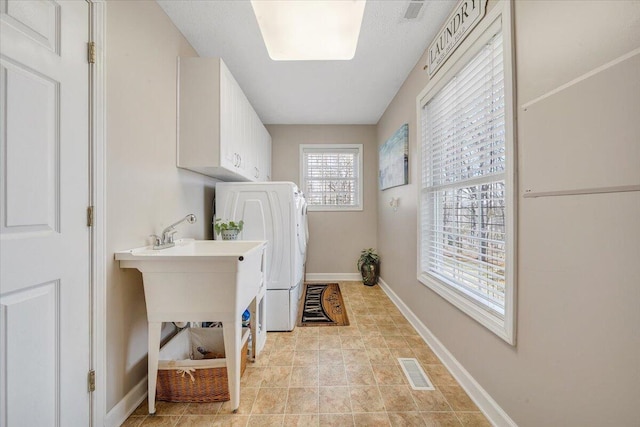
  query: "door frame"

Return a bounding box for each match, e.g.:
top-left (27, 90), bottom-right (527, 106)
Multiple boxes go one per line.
top-left (88, 0), bottom-right (107, 425)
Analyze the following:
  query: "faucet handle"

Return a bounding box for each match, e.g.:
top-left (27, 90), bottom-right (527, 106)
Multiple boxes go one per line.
top-left (165, 230), bottom-right (177, 244)
top-left (150, 234), bottom-right (162, 247)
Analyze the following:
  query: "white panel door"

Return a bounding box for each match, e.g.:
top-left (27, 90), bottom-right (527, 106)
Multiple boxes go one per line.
top-left (0, 1), bottom-right (91, 426)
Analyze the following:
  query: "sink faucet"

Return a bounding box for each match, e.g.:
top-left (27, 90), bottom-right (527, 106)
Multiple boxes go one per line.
top-left (151, 214), bottom-right (197, 250)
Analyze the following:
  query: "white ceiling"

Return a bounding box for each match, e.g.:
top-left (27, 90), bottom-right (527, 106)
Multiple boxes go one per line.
top-left (157, 0), bottom-right (456, 125)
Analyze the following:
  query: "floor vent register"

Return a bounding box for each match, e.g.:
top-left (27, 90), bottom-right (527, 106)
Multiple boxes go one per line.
top-left (398, 358), bottom-right (435, 391)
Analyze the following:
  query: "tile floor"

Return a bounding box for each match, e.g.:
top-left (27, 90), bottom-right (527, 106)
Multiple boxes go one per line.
top-left (123, 281), bottom-right (491, 427)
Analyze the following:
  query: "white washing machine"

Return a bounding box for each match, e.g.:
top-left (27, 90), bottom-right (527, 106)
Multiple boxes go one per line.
top-left (215, 182), bottom-right (307, 331)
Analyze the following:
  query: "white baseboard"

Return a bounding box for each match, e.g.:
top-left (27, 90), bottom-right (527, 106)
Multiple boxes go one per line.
top-left (305, 273), bottom-right (361, 282)
top-left (104, 377), bottom-right (148, 427)
top-left (378, 278), bottom-right (517, 427)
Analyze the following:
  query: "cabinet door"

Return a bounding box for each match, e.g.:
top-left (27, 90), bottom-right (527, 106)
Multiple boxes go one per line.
top-left (264, 131), bottom-right (272, 181)
top-left (258, 125), bottom-right (272, 181)
top-left (220, 62), bottom-right (252, 179)
top-left (219, 63), bottom-right (237, 171)
top-left (248, 109), bottom-right (263, 181)
top-left (237, 91), bottom-right (253, 179)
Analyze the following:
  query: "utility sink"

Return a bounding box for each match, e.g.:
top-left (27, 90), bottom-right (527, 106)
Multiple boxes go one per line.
top-left (115, 239), bottom-right (267, 322)
top-left (114, 238), bottom-right (267, 414)
top-left (116, 238), bottom-right (265, 259)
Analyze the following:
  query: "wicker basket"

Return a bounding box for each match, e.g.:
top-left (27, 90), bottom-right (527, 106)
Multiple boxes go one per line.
top-left (156, 327), bottom-right (249, 403)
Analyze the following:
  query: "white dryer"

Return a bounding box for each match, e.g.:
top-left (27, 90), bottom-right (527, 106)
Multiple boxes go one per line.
top-left (215, 182), bottom-right (307, 331)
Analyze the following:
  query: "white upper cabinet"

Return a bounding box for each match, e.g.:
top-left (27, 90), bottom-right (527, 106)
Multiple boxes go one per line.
top-left (177, 57), bottom-right (271, 182)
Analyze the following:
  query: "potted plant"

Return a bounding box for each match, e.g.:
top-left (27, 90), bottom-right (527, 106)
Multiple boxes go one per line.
top-left (357, 248), bottom-right (379, 286)
top-left (214, 218), bottom-right (244, 240)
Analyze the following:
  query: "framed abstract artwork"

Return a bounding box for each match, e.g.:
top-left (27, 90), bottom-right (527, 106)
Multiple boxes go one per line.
top-left (379, 123), bottom-right (409, 190)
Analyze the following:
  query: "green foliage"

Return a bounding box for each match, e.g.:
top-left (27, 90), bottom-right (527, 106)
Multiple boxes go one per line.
top-left (214, 218), bottom-right (244, 235)
top-left (357, 248), bottom-right (379, 270)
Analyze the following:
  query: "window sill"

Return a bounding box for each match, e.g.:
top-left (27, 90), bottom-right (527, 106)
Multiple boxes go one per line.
top-left (307, 206), bottom-right (363, 212)
top-left (418, 272), bottom-right (515, 345)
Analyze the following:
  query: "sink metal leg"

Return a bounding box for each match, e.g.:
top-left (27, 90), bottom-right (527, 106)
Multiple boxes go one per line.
top-left (147, 321), bottom-right (162, 415)
top-left (249, 298), bottom-right (257, 361)
top-left (222, 321), bottom-right (241, 412)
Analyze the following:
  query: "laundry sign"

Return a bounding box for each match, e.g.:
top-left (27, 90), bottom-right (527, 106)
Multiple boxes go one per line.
top-left (427, 0), bottom-right (487, 77)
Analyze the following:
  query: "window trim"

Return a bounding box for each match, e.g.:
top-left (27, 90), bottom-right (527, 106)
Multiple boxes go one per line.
top-left (299, 143), bottom-right (364, 212)
top-left (416, 1), bottom-right (517, 346)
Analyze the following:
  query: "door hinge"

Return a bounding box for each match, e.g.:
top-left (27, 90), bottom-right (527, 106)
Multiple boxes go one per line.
top-left (87, 206), bottom-right (94, 227)
top-left (88, 370), bottom-right (96, 392)
top-left (88, 42), bottom-right (96, 64)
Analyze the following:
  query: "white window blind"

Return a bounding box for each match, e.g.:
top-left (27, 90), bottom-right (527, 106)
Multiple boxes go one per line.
top-left (301, 145), bottom-right (362, 210)
top-left (421, 31), bottom-right (507, 316)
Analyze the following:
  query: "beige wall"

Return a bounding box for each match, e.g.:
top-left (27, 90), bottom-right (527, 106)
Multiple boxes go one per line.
top-left (376, 1), bottom-right (640, 426)
top-left (267, 125), bottom-right (378, 274)
top-left (105, 0), bottom-right (217, 410)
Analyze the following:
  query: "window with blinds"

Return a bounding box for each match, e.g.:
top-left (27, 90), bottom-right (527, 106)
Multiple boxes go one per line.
top-left (300, 144), bottom-right (363, 211)
top-left (419, 23), bottom-right (513, 328)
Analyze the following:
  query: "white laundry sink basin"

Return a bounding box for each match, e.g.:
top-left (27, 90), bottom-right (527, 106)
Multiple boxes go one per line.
top-left (116, 238), bottom-right (264, 259)
top-left (114, 239), bottom-right (267, 322)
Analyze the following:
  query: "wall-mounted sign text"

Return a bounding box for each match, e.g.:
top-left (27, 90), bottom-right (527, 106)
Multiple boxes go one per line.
top-left (427, 0), bottom-right (486, 77)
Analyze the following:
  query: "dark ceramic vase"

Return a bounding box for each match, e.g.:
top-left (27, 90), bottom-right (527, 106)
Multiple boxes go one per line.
top-left (360, 263), bottom-right (379, 286)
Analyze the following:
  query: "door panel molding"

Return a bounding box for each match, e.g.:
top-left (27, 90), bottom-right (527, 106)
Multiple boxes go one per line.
top-left (0, 57), bottom-right (60, 235)
top-left (0, 0), bottom-right (61, 54)
top-left (1, 280), bottom-right (60, 426)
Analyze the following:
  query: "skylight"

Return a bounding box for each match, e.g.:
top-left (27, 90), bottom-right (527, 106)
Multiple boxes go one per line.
top-left (250, 0), bottom-right (366, 61)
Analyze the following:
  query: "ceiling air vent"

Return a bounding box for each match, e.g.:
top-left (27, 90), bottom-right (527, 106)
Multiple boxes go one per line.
top-left (403, 0), bottom-right (425, 20)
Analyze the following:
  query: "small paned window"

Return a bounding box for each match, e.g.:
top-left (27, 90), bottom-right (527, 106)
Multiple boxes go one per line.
top-left (300, 144), bottom-right (363, 211)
